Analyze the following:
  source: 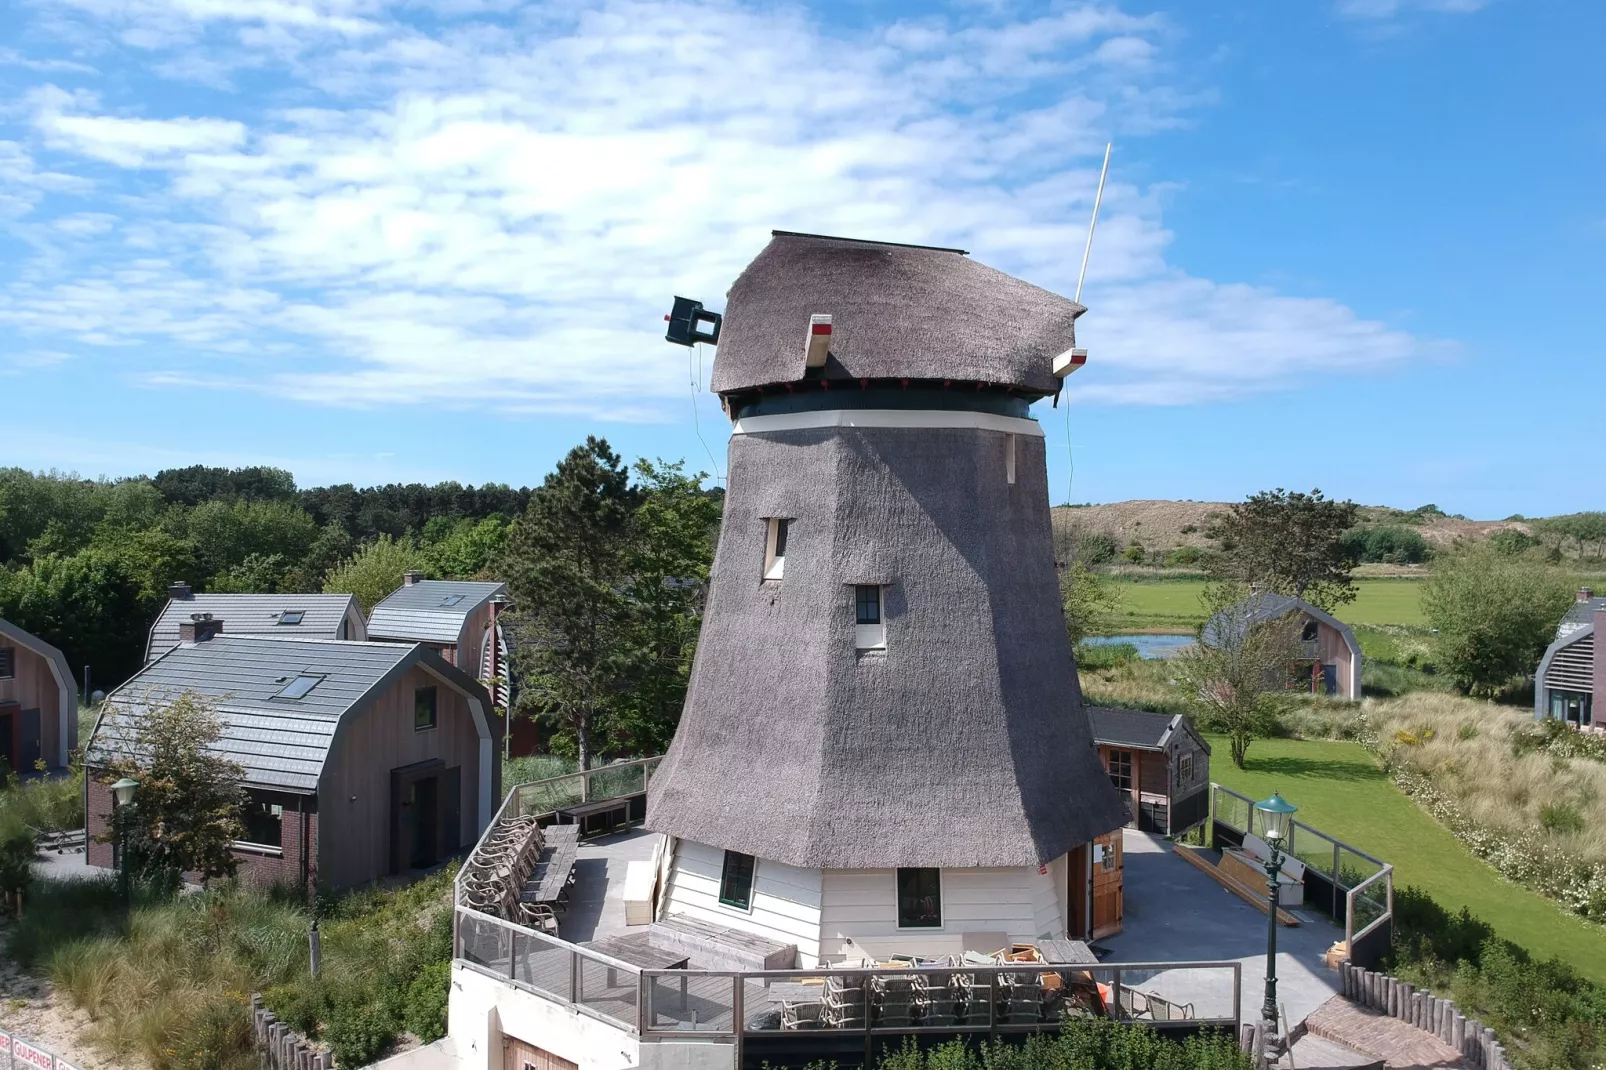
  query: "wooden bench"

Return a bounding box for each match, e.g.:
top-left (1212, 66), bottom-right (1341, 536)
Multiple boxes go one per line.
top-left (1221, 832), bottom-right (1306, 908)
top-left (649, 915), bottom-right (797, 970)
top-left (558, 796), bottom-right (632, 837)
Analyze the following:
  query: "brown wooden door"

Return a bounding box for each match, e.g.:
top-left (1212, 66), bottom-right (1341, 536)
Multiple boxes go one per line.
top-left (504, 1037), bottom-right (577, 1070)
top-left (1092, 832), bottom-right (1124, 939)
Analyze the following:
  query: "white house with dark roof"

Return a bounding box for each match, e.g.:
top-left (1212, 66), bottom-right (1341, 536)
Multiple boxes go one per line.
top-left (86, 621), bottom-right (499, 891)
top-left (146, 583), bottom-right (366, 663)
top-left (367, 574), bottom-right (510, 691)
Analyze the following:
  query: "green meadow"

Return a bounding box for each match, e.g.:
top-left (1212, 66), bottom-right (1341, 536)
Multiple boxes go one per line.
top-left (1108, 578), bottom-right (1427, 633)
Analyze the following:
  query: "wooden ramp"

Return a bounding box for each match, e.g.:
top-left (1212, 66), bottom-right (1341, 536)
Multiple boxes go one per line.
top-left (1173, 844), bottom-right (1300, 926)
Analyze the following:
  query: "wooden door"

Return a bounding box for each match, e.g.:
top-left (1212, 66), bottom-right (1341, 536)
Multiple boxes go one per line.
top-left (503, 1036), bottom-right (577, 1070)
top-left (1091, 832), bottom-right (1124, 939)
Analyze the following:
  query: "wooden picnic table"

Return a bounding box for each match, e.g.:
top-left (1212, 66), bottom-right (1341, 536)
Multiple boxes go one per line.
top-left (521, 838), bottom-right (578, 905)
top-left (558, 796), bottom-right (632, 836)
top-left (584, 931), bottom-right (690, 994)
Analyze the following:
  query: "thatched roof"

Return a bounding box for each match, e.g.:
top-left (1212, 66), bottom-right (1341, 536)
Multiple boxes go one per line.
top-left (709, 232), bottom-right (1084, 397)
top-left (646, 425), bottom-right (1126, 869)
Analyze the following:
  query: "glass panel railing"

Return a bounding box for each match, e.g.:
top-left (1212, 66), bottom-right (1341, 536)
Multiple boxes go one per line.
top-left (512, 929), bottom-right (574, 1001)
top-left (577, 954), bottom-right (639, 1028)
top-left (644, 971), bottom-right (738, 1032)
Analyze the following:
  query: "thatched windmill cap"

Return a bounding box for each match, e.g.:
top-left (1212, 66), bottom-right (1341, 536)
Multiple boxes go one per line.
top-left (708, 231), bottom-right (1085, 397)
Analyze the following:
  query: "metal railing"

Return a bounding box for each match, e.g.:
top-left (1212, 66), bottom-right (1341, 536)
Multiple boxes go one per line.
top-left (641, 960), bottom-right (1241, 1040)
top-left (1211, 784), bottom-right (1394, 960)
top-left (454, 906), bottom-right (1243, 1042)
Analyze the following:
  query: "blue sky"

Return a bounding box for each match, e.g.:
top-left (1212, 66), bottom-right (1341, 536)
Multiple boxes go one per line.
top-left (1, 0), bottom-right (1601, 517)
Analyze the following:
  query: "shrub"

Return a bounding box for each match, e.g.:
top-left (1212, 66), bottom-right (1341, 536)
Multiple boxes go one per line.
top-left (403, 960), bottom-right (451, 1043)
top-left (1541, 803), bottom-right (1586, 836)
top-left (1341, 525), bottom-right (1430, 565)
top-left (325, 989), bottom-right (397, 1068)
top-left (1077, 532), bottom-right (1119, 566)
top-left (1164, 545), bottom-right (1203, 567)
top-left (1489, 529), bottom-right (1539, 557)
top-left (1121, 543), bottom-right (1146, 564)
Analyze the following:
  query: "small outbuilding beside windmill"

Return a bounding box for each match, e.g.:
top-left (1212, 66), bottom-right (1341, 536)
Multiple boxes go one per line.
top-left (1088, 706), bottom-right (1211, 838)
top-left (1202, 591), bottom-right (1362, 700)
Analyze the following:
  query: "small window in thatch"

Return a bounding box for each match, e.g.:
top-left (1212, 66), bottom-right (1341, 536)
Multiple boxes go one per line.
top-left (896, 868), bottom-right (941, 928)
top-left (1005, 433), bottom-right (1016, 485)
top-left (1107, 749), bottom-right (1133, 791)
top-left (719, 850), bottom-right (755, 910)
top-left (854, 585), bottom-right (886, 650)
top-left (764, 518), bottom-right (789, 580)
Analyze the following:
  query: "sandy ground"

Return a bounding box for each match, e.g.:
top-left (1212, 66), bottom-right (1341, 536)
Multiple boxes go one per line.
top-left (0, 947), bottom-right (122, 1070)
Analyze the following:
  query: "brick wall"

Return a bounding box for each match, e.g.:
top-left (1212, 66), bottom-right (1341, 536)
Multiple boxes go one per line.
top-left (85, 776), bottom-right (114, 869)
top-left (85, 772), bottom-right (319, 892)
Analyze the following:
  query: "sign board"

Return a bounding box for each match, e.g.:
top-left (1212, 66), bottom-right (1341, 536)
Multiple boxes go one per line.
top-left (0, 1028), bottom-right (11, 1070)
top-left (54, 1060), bottom-right (79, 1070)
top-left (11, 1037), bottom-right (54, 1070)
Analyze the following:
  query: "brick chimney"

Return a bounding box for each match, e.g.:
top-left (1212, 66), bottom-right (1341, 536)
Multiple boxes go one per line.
top-left (169, 581), bottom-right (193, 600)
top-left (179, 613), bottom-right (223, 644)
top-left (1579, 587), bottom-right (1595, 603)
top-left (404, 570), bottom-right (423, 587)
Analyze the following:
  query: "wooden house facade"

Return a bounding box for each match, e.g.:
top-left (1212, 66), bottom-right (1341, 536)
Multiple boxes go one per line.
top-left (0, 617), bottom-right (78, 774)
top-left (1088, 706), bottom-right (1211, 838)
top-left (1204, 592), bottom-right (1363, 700)
top-left (85, 624), bottom-right (499, 891)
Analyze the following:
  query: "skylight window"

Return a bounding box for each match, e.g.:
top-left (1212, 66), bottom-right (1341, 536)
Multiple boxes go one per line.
top-left (438, 595), bottom-right (465, 607)
top-left (277, 611), bottom-right (305, 626)
top-left (274, 674), bottom-right (325, 700)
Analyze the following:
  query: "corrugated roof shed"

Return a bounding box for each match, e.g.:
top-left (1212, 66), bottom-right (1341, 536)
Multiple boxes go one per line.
top-left (147, 593), bottom-right (362, 663)
top-left (367, 580), bottom-right (507, 645)
top-left (1087, 707), bottom-right (1175, 750)
top-left (88, 636), bottom-right (417, 792)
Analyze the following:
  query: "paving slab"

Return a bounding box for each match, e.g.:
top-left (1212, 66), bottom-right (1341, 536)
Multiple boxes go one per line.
top-left (1102, 830), bottom-right (1346, 1030)
top-left (1303, 995), bottom-right (1473, 1069)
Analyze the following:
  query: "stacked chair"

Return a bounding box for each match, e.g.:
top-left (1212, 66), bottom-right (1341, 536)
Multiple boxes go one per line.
top-left (459, 814), bottom-right (567, 934)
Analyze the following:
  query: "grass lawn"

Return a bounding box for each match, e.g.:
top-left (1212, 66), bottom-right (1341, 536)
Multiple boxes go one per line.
top-left (1204, 734), bottom-right (1606, 984)
top-left (1108, 578), bottom-right (1426, 632)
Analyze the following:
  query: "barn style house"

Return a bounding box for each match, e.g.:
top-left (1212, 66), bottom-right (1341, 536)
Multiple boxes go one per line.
top-left (1534, 588), bottom-right (1605, 731)
top-left (367, 575), bottom-right (511, 692)
top-left (1089, 706), bottom-right (1211, 839)
top-left (145, 585), bottom-right (367, 663)
top-left (0, 616), bottom-right (77, 775)
top-left (85, 621), bottom-right (499, 891)
top-left (1203, 591), bottom-right (1363, 700)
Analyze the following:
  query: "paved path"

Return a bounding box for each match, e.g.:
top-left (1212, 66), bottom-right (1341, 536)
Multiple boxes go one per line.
top-left (1303, 996), bottom-right (1472, 1069)
top-left (558, 826), bottom-right (659, 944)
top-left (1103, 830), bottom-right (1346, 1029)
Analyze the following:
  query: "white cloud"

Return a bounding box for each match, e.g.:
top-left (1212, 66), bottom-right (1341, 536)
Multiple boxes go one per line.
top-left (1335, 0), bottom-right (1489, 19)
top-left (0, 0), bottom-right (1431, 418)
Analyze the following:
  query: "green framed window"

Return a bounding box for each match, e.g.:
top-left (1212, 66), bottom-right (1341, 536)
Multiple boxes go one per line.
top-left (414, 686), bottom-right (438, 731)
top-left (719, 850), bottom-right (756, 910)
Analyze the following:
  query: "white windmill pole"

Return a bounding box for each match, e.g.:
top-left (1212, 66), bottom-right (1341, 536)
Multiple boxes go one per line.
top-left (1075, 142), bottom-right (1113, 304)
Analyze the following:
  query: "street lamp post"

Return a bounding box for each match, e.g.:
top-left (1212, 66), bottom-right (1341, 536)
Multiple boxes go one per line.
top-left (110, 777), bottom-right (140, 907)
top-left (1254, 791), bottom-right (1298, 1028)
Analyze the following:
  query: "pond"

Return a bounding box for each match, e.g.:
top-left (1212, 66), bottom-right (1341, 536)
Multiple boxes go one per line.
top-left (1081, 633), bottom-right (1195, 659)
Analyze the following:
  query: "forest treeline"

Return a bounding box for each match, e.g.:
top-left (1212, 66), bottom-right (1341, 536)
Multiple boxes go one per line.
top-left (0, 452), bottom-right (722, 749)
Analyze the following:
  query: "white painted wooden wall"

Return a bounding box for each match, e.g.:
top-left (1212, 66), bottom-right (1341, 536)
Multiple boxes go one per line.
top-left (659, 839), bottom-right (824, 965)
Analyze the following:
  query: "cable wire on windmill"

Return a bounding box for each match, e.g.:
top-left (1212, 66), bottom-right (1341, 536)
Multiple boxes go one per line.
top-left (1057, 141), bottom-right (1111, 507)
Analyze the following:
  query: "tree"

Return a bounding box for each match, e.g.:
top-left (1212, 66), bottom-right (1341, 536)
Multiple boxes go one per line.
top-left (504, 438), bottom-right (638, 770)
top-left (322, 534), bottom-right (431, 612)
top-left (423, 516), bottom-right (510, 579)
top-left (1060, 560), bottom-right (1122, 647)
top-left (1210, 488), bottom-right (1359, 610)
top-left (93, 691), bottom-right (247, 887)
top-left (0, 549), bottom-right (150, 689)
top-left (1421, 545), bottom-right (1575, 697)
top-left (612, 460), bottom-right (721, 755)
top-left (1176, 584), bottom-right (1302, 768)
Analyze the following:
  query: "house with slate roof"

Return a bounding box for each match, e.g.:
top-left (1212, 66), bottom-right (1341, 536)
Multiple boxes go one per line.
top-left (146, 583), bottom-right (366, 663)
top-left (1087, 706), bottom-right (1210, 838)
top-left (0, 616), bottom-right (77, 775)
top-left (1202, 591), bottom-right (1363, 700)
top-left (1534, 587), bottom-right (1605, 731)
top-left (367, 574), bottom-right (510, 692)
top-left (85, 621), bottom-right (499, 891)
